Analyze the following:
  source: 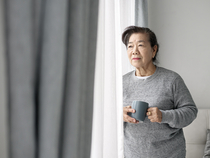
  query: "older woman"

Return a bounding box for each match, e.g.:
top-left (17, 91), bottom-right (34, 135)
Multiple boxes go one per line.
top-left (122, 26), bottom-right (197, 158)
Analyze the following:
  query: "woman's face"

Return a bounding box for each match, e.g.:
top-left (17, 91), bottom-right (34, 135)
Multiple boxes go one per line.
top-left (127, 33), bottom-right (157, 69)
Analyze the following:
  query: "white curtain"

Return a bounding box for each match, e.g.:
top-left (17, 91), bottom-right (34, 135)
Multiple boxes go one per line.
top-left (91, 0), bottom-right (135, 158)
top-left (91, 0), bottom-right (148, 157)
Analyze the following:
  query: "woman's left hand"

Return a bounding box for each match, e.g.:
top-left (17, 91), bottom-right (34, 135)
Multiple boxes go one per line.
top-left (147, 107), bottom-right (162, 123)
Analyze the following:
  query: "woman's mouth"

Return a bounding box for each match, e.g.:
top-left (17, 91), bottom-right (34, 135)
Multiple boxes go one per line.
top-left (132, 58), bottom-right (140, 60)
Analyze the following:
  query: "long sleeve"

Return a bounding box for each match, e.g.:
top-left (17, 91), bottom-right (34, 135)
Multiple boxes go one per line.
top-left (160, 75), bottom-right (198, 128)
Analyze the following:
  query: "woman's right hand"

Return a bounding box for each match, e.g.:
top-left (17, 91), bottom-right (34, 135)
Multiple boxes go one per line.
top-left (123, 106), bottom-right (139, 124)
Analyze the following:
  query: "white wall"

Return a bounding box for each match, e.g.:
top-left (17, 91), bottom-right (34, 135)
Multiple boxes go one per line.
top-left (148, 0), bottom-right (210, 109)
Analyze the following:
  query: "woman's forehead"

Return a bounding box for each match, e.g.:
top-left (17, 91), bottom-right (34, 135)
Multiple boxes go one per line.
top-left (128, 33), bottom-right (149, 43)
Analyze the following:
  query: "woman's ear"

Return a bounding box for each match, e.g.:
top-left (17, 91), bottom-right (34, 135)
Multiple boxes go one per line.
top-left (152, 45), bottom-right (157, 58)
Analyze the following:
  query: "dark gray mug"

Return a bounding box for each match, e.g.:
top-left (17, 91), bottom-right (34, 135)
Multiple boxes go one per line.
top-left (129, 101), bottom-right (149, 121)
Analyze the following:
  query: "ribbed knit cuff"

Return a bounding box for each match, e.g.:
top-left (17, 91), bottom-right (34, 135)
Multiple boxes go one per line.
top-left (160, 110), bottom-right (174, 124)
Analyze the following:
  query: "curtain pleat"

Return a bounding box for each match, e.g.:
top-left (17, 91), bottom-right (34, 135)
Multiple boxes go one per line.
top-left (5, 0), bottom-right (36, 157)
top-left (135, 0), bottom-right (148, 27)
top-left (4, 0), bottom-right (99, 158)
top-left (37, 0), bottom-right (68, 158)
top-left (61, 0), bottom-right (99, 158)
top-left (0, 0), bottom-right (8, 157)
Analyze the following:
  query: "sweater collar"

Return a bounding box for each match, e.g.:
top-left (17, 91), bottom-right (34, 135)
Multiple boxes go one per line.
top-left (131, 66), bottom-right (159, 82)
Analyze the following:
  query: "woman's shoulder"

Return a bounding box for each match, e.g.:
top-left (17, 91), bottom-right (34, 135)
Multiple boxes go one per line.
top-left (123, 70), bottom-right (135, 81)
top-left (157, 67), bottom-right (182, 81)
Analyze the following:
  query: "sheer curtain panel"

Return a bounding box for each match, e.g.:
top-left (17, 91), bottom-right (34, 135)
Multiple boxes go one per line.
top-left (91, 0), bottom-right (123, 157)
top-left (91, 0), bottom-right (136, 158)
top-left (91, 0), bottom-right (148, 157)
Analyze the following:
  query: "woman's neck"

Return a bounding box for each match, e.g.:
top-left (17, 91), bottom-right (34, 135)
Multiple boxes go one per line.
top-left (135, 64), bottom-right (156, 77)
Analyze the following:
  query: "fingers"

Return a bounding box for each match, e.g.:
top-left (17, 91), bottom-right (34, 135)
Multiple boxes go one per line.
top-left (124, 115), bottom-right (139, 124)
top-left (147, 107), bottom-right (157, 112)
top-left (124, 114), bottom-right (139, 123)
top-left (124, 106), bottom-right (162, 123)
top-left (123, 106), bottom-right (138, 123)
top-left (147, 107), bottom-right (155, 117)
top-left (147, 107), bottom-right (162, 123)
top-left (123, 106), bottom-right (135, 113)
top-left (147, 107), bottom-right (158, 114)
top-left (147, 111), bottom-right (151, 116)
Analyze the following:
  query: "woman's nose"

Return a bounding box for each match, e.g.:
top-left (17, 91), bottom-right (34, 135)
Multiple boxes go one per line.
top-left (132, 46), bottom-right (139, 55)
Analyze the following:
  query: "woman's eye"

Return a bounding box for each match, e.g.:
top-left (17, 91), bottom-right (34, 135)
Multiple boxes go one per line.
top-left (128, 45), bottom-right (133, 48)
top-left (139, 45), bottom-right (143, 47)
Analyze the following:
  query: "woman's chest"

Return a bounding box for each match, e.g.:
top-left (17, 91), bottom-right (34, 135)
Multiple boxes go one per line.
top-left (123, 82), bottom-right (174, 110)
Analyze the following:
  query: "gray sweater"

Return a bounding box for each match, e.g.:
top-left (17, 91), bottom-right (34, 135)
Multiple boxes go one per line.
top-left (123, 67), bottom-right (197, 158)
